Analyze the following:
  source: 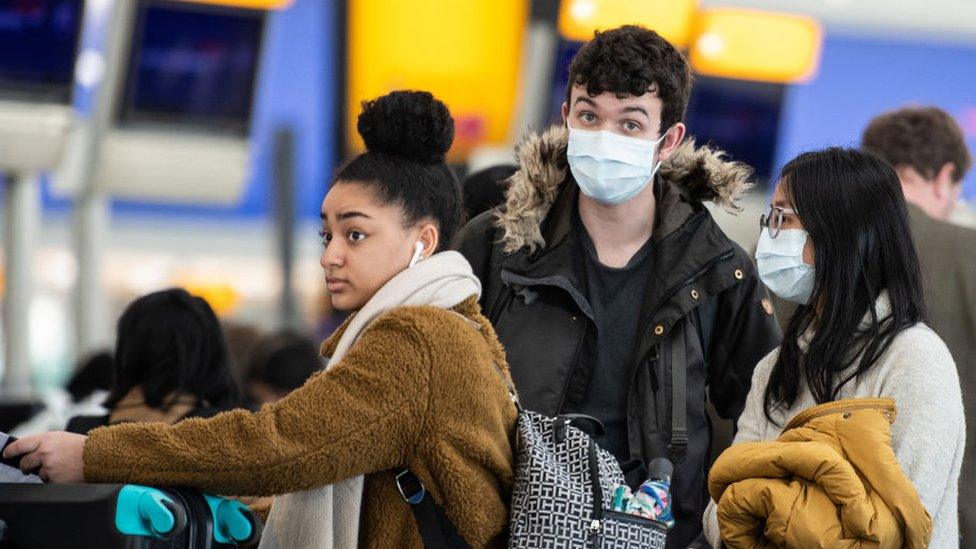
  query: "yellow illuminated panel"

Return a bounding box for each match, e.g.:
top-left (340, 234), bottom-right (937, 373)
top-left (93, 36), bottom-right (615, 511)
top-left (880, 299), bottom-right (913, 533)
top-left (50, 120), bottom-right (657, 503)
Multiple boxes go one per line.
top-left (347, 0), bottom-right (528, 160)
top-left (181, 282), bottom-right (241, 316)
top-left (690, 8), bottom-right (822, 84)
top-left (175, 0), bottom-right (293, 9)
top-left (558, 0), bottom-right (697, 48)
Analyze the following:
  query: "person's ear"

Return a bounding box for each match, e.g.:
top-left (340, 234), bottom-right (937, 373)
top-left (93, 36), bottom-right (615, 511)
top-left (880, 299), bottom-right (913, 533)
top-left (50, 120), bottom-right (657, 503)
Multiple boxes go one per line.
top-left (417, 223), bottom-right (439, 258)
top-left (934, 162), bottom-right (964, 218)
top-left (561, 101), bottom-right (570, 126)
top-left (931, 162), bottom-right (957, 202)
top-left (656, 123), bottom-right (686, 162)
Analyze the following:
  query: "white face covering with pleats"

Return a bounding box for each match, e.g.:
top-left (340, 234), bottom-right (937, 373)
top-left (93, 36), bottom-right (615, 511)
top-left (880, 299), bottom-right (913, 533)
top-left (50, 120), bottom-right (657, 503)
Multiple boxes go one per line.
top-left (567, 128), bottom-right (668, 205)
top-left (755, 229), bottom-right (815, 304)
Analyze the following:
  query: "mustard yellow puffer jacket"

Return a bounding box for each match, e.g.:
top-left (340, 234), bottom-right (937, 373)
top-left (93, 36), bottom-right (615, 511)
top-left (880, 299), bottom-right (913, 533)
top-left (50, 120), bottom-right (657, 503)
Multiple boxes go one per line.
top-left (709, 398), bottom-right (932, 548)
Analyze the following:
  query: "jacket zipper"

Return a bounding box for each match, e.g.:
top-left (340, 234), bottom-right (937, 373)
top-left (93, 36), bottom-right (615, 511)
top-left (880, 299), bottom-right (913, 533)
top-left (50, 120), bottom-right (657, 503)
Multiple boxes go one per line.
top-left (556, 318), bottom-right (589, 413)
top-left (602, 509), bottom-right (669, 528)
top-left (784, 399), bottom-right (896, 431)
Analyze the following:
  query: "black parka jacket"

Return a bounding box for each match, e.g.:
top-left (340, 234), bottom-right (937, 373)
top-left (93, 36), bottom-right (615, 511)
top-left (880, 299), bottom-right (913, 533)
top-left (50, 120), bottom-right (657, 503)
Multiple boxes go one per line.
top-left (455, 126), bottom-right (781, 547)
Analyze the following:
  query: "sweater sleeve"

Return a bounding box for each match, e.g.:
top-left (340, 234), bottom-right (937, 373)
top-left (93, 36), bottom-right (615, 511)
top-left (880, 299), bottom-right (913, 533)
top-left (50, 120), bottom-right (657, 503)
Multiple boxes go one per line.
top-left (83, 313), bottom-right (432, 496)
top-left (878, 326), bottom-right (965, 547)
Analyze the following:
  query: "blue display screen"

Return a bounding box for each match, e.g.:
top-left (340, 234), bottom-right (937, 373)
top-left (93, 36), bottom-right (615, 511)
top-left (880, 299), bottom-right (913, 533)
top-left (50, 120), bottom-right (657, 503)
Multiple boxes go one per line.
top-left (685, 77), bottom-right (784, 187)
top-left (0, 0), bottom-right (83, 102)
top-left (119, 0), bottom-right (264, 134)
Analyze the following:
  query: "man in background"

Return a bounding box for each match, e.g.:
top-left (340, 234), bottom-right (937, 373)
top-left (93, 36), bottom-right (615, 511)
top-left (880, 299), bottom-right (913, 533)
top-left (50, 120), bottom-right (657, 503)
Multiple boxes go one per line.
top-left (863, 105), bottom-right (975, 547)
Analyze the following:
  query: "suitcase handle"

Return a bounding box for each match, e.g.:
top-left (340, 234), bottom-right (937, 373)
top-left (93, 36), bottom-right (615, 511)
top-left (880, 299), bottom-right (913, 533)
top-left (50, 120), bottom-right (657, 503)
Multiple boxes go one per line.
top-left (153, 499), bottom-right (188, 537)
top-left (204, 494), bottom-right (262, 545)
top-left (116, 485), bottom-right (187, 539)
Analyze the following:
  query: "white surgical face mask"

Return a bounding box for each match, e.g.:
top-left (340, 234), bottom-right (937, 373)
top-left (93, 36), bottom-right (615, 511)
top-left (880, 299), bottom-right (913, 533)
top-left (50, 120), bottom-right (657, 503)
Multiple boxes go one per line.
top-left (755, 229), bottom-right (815, 305)
top-left (567, 128), bottom-right (668, 205)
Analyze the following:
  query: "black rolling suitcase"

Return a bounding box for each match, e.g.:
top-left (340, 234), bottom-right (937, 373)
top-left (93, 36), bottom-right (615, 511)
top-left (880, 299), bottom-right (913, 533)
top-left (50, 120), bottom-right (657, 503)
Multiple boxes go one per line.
top-left (0, 483), bottom-right (262, 548)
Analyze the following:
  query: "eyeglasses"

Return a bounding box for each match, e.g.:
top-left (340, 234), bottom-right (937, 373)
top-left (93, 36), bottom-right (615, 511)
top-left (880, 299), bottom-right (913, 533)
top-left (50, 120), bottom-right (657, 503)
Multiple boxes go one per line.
top-left (759, 206), bottom-right (797, 239)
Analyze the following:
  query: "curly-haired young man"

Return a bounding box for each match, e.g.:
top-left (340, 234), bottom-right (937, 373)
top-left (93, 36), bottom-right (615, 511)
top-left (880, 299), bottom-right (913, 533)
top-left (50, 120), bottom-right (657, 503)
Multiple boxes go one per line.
top-left (456, 25), bottom-right (781, 546)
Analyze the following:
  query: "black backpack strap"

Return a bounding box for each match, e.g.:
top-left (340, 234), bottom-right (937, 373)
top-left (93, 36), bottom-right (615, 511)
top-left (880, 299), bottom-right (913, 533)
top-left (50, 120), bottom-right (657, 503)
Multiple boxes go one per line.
top-left (669, 297), bottom-right (716, 462)
top-left (396, 470), bottom-right (470, 549)
top-left (668, 332), bottom-right (688, 461)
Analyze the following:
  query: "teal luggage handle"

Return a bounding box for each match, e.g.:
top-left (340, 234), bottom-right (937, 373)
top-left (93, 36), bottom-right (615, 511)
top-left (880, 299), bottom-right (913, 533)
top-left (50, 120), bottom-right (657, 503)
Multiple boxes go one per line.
top-left (115, 485), bottom-right (187, 539)
top-left (204, 494), bottom-right (263, 545)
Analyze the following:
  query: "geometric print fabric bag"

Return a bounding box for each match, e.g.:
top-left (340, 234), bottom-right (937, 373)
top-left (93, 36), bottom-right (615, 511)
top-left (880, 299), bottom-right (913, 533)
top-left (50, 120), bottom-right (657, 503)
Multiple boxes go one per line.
top-left (507, 406), bottom-right (668, 548)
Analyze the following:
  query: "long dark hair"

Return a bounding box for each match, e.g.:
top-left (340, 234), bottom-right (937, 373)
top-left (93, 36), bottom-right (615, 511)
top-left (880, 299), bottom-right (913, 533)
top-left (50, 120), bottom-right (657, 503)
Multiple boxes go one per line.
top-left (104, 288), bottom-right (240, 410)
top-left (763, 148), bottom-right (926, 423)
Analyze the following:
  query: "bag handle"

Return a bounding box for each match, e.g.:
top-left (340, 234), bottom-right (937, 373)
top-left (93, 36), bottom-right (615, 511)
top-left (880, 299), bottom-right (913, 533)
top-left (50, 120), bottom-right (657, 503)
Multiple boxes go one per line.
top-left (395, 471), bottom-right (470, 549)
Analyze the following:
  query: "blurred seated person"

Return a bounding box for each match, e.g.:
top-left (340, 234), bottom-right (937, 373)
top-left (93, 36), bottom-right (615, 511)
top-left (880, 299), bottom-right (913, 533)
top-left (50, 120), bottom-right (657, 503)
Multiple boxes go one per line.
top-left (244, 330), bottom-right (323, 406)
top-left (221, 321), bottom-right (262, 388)
top-left (461, 164), bottom-right (516, 219)
top-left (10, 352), bottom-right (113, 437)
top-left (65, 288), bottom-right (241, 434)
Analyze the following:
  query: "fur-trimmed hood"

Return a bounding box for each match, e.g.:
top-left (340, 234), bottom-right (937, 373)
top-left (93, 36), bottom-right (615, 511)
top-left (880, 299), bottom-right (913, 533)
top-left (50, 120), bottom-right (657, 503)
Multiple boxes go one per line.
top-left (495, 126), bottom-right (753, 254)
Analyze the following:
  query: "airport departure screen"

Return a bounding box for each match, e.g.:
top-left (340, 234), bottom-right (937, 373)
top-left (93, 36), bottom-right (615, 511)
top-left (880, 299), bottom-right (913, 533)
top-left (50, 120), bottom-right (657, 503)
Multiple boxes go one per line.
top-left (0, 0), bottom-right (84, 101)
top-left (120, 0), bottom-right (264, 134)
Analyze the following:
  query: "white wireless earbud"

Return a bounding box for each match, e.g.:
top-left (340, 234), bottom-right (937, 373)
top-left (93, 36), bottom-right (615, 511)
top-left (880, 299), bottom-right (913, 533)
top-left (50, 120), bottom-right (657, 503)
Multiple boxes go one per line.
top-left (408, 241), bottom-right (425, 268)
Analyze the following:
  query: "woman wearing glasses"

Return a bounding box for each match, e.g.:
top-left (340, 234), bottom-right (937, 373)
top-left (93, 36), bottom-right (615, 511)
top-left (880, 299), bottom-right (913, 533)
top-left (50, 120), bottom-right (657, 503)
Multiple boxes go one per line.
top-left (702, 148), bottom-right (964, 547)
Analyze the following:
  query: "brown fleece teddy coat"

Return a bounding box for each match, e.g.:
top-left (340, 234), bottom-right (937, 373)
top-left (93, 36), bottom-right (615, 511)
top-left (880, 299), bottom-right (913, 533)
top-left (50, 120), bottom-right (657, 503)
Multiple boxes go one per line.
top-left (83, 297), bottom-right (517, 548)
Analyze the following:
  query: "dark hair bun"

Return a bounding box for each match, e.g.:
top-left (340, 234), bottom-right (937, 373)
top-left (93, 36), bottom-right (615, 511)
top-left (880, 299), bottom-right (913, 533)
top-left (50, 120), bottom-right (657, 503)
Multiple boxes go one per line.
top-left (357, 90), bottom-right (454, 164)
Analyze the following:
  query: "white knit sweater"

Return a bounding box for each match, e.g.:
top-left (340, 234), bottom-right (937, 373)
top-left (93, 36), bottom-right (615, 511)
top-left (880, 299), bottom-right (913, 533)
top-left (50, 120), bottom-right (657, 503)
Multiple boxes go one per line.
top-left (703, 303), bottom-right (965, 548)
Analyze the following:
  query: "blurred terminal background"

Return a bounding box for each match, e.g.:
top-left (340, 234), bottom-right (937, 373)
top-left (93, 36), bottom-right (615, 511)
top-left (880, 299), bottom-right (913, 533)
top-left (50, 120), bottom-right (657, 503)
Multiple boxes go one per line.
top-left (0, 0), bottom-right (974, 398)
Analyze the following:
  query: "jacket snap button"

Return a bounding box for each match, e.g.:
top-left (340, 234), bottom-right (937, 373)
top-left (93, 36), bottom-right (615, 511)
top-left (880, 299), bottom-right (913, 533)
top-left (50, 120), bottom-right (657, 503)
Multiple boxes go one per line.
top-left (691, 289), bottom-right (700, 300)
top-left (733, 269), bottom-right (744, 280)
top-left (842, 412), bottom-right (851, 419)
top-left (654, 325), bottom-right (665, 336)
top-left (571, 315), bottom-right (578, 322)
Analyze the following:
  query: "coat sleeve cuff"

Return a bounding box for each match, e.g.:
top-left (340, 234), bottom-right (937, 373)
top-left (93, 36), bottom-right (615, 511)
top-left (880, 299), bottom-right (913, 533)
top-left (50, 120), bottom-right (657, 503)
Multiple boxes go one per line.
top-left (83, 425), bottom-right (121, 483)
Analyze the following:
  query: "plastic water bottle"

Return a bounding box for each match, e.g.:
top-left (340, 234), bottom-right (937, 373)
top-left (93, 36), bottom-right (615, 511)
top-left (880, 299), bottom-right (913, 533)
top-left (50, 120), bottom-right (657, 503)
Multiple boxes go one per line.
top-left (625, 457), bottom-right (674, 528)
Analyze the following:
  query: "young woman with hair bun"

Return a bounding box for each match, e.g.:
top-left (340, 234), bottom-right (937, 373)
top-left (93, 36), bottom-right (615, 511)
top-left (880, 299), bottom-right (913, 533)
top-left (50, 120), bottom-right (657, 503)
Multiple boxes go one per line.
top-left (6, 91), bottom-right (517, 548)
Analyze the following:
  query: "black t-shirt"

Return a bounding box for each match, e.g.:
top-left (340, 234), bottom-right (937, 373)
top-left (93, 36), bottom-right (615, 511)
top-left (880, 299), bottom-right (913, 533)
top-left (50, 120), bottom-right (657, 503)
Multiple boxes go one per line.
top-left (562, 223), bottom-right (654, 464)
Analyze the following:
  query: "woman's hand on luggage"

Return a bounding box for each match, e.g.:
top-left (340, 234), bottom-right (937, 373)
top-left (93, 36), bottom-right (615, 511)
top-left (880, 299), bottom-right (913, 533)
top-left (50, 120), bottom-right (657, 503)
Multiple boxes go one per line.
top-left (2, 431), bottom-right (87, 483)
